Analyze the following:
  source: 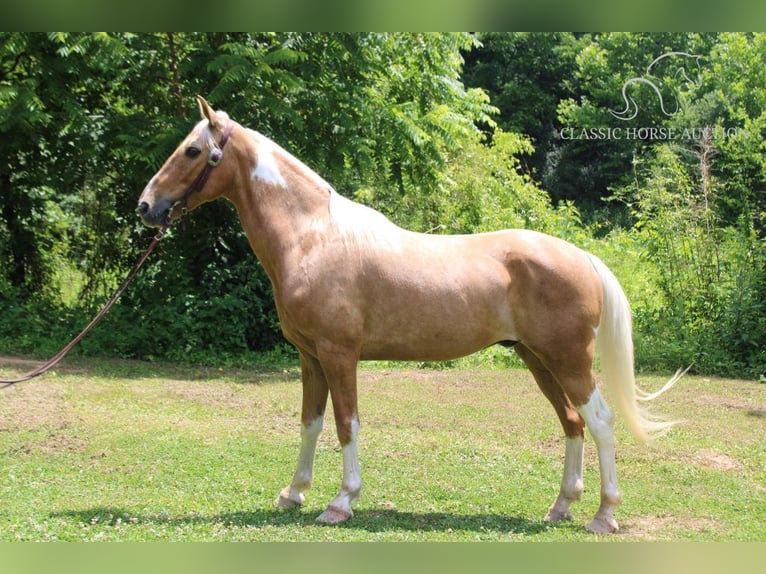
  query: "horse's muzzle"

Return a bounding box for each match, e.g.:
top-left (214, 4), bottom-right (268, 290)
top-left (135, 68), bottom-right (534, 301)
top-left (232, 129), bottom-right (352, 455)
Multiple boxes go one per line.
top-left (137, 199), bottom-right (172, 228)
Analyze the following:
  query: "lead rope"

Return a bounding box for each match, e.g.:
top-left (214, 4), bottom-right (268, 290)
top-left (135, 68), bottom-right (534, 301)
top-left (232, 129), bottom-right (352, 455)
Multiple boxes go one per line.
top-left (0, 225), bottom-right (169, 388)
top-left (0, 122), bottom-right (234, 388)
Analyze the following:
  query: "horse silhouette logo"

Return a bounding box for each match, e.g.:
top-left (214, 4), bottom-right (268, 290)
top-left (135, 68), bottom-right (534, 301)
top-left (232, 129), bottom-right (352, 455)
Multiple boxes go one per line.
top-left (610, 51), bottom-right (703, 121)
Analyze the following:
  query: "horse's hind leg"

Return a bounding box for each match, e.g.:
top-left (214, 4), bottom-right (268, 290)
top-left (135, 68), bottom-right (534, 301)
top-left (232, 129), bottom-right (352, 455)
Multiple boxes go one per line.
top-left (576, 386), bottom-right (621, 533)
top-left (517, 343), bottom-right (621, 533)
top-left (276, 352), bottom-right (329, 509)
top-left (515, 344), bottom-right (585, 523)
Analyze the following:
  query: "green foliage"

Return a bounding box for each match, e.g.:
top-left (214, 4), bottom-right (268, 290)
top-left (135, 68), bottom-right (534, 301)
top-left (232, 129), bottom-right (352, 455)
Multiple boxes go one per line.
top-left (607, 136), bottom-right (766, 377)
top-left (541, 32), bottom-right (766, 378)
top-left (438, 130), bottom-right (570, 234)
top-left (463, 33), bottom-right (579, 181)
top-left (1, 32), bottom-right (765, 379)
top-left (0, 32), bottom-right (501, 364)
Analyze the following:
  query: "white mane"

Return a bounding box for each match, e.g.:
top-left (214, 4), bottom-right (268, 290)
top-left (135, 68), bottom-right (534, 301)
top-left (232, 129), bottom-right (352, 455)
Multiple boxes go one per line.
top-left (242, 127), bottom-right (404, 252)
top-left (328, 190), bottom-right (403, 252)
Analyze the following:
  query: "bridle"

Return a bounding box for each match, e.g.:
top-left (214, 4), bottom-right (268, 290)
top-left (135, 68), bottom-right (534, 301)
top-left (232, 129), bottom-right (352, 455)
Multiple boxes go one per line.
top-left (0, 122), bottom-right (233, 388)
top-left (167, 121), bottom-right (234, 224)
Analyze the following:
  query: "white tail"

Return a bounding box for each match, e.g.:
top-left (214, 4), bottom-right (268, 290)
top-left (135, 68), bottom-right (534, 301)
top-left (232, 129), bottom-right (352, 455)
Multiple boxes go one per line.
top-left (588, 254), bottom-right (686, 444)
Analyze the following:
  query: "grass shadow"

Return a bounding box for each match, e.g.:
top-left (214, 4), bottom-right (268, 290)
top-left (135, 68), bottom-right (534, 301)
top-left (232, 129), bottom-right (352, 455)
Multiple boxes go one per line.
top-left (0, 354), bottom-right (301, 385)
top-left (52, 505), bottom-right (559, 537)
top-left (337, 508), bottom-right (555, 535)
top-left (52, 506), bottom-right (315, 529)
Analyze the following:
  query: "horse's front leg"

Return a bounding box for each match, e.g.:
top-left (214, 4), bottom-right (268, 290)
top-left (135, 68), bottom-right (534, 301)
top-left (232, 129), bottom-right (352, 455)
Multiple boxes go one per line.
top-left (276, 353), bottom-right (329, 509)
top-left (315, 346), bottom-right (362, 524)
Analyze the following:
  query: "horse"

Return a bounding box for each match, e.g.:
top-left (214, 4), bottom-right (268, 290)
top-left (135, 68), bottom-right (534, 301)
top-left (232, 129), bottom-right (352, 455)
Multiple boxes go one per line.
top-left (138, 96), bottom-right (684, 533)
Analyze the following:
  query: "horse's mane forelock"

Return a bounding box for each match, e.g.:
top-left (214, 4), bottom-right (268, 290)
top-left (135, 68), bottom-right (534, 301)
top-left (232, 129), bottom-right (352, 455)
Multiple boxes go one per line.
top-left (198, 112), bottom-right (231, 149)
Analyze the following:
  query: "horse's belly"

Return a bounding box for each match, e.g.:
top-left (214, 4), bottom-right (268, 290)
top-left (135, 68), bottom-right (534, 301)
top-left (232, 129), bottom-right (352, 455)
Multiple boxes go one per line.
top-left (359, 335), bottom-right (501, 362)
top-left (358, 288), bottom-right (516, 362)
top-left (353, 248), bottom-right (518, 361)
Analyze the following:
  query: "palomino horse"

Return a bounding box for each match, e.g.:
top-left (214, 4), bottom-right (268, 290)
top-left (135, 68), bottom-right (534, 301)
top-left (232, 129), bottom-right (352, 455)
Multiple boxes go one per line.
top-left (138, 97), bottom-right (683, 533)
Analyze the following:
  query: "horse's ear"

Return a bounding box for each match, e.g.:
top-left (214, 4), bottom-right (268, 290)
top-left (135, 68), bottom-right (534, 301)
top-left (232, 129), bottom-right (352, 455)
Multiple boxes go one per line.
top-left (197, 95), bottom-right (220, 129)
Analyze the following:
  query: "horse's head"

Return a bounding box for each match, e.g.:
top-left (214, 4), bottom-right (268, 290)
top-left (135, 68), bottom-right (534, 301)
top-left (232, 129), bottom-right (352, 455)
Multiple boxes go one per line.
top-left (138, 96), bottom-right (235, 228)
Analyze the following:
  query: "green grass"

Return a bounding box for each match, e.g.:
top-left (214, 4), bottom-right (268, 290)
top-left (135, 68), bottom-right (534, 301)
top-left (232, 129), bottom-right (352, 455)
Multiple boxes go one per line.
top-left (0, 357), bottom-right (764, 541)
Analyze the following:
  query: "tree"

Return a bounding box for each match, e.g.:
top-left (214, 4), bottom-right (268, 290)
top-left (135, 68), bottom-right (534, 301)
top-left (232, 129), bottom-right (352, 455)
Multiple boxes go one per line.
top-left (462, 32), bottom-right (578, 183)
top-left (0, 32), bottom-right (501, 360)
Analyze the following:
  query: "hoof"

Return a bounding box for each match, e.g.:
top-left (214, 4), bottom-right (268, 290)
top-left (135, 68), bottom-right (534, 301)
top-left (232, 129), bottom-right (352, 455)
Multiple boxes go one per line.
top-left (586, 515), bottom-right (619, 534)
top-left (275, 487), bottom-right (304, 509)
top-left (316, 505), bottom-right (353, 524)
top-left (544, 508), bottom-right (573, 523)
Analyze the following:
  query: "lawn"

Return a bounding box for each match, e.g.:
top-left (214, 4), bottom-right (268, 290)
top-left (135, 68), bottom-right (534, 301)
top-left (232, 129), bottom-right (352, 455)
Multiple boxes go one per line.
top-left (0, 356), bottom-right (764, 541)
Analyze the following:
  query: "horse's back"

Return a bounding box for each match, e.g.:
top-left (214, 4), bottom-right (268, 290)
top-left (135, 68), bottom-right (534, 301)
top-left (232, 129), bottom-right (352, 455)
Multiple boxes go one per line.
top-left (348, 226), bottom-right (603, 361)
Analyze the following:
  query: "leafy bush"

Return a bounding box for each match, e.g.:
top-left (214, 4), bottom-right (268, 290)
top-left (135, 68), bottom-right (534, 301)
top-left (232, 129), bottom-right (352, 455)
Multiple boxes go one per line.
top-left (610, 139), bottom-right (766, 378)
top-left (2, 33), bottom-right (765, 380)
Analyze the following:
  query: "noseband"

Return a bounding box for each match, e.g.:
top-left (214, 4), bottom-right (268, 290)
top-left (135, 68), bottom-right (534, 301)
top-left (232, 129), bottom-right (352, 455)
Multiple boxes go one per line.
top-left (168, 121), bottom-right (234, 224)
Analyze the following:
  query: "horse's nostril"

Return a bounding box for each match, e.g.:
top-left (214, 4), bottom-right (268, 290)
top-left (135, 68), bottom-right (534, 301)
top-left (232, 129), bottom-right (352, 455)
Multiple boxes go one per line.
top-left (138, 201), bottom-right (150, 216)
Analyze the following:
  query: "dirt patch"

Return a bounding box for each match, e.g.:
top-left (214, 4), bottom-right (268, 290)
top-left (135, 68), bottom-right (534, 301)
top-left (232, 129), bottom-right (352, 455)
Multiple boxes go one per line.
top-left (0, 356), bottom-right (45, 368)
top-left (0, 380), bottom-right (71, 430)
top-left (0, 355), bottom-right (91, 376)
top-left (162, 380), bottom-right (260, 411)
top-left (692, 389), bottom-right (766, 413)
top-left (0, 377), bottom-right (87, 455)
top-left (624, 514), bottom-right (719, 540)
top-left (694, 448), bottom-right (742, 472)
top-left (5, 429), bottom-right (88, 456)
top-left (669, 447), bottom-right (743, 472)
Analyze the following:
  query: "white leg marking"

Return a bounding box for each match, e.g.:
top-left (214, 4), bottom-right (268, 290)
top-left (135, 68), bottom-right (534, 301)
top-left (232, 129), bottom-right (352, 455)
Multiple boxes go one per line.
top-left (545, 436), bottom-right (584, 522)
top-left (276, 417), bottom-right (323, 508)
top-left (577, 388), bottom-right (621, 533)
top-left (317, 418), bottom-right (361, 524)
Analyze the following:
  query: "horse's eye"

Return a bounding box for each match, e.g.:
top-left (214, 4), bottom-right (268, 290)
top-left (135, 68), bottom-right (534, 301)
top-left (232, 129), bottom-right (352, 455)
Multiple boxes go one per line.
top-left (185, 146), bottom-right (202, 159)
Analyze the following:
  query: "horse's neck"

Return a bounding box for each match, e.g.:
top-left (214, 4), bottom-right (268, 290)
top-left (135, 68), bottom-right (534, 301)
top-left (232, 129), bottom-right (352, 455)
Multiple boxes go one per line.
top-left (227, 133), bottom-right (335, 285)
